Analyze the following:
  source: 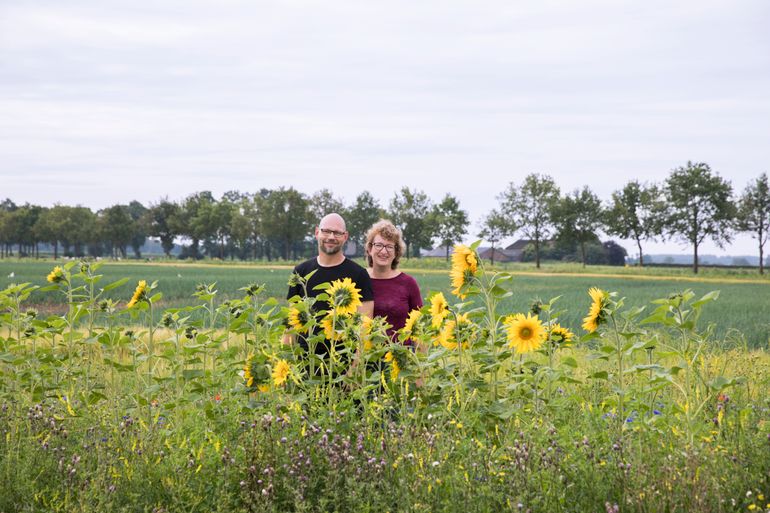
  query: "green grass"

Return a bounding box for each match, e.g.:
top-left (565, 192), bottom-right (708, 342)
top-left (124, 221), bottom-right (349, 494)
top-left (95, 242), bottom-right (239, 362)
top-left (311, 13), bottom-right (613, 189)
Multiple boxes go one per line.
top-left (2, 259), bottom-right (769, 347)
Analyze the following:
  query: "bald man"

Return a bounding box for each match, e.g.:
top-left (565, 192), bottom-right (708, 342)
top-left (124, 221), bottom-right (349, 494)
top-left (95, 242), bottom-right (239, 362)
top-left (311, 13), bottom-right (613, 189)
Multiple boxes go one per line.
top-left (285, 213), bottom-right (374, 349)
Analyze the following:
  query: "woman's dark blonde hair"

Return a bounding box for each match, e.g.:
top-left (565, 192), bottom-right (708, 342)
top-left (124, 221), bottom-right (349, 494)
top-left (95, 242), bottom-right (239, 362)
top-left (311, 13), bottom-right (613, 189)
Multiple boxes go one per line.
top-left (364, 219), bottom-right (406, 270)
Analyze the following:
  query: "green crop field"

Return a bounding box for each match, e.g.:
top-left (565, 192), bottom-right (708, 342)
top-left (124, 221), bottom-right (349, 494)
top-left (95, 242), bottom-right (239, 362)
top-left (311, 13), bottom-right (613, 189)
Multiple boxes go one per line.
top-left (2, 259), bottom-right (769, 348)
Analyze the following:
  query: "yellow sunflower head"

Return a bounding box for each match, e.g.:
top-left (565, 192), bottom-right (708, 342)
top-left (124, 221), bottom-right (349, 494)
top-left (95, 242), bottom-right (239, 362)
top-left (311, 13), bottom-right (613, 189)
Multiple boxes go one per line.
top-left (46, 266), bottom-right (66, 284)
top-left (384, 351), bottom-right (401, 381)
top-left (582, 287), bottom-right (608, 333)
top-left (505, 312), bottom-right (546, 354)
top-left (401, 309), bottom-right (423, 340)
top-left (390, 358), bottom-right (400, 381)
top-left (288, 307), bottom-right (311, 334)
top-left (320, 313), bottom-right (345, 341)
top-left (243, 355), bottom-right (255, 388)
top-left (360, 315), bottom-right (374, 350)
top-left (429, 292), bottom-right (449, 328)
top-left (450, 245), bottom-right (478, 299)
top-left (326, 277), bottom-right (362, 316)
top-left (438, 320), bottom-right (458, 350)
top-left (549, 323), bottom-right (574, 346)
top-left (438, 313), bottom-right (473, 350)
top-left (272, 360), bottom-right (291, 386)
top-left (126, 280), bottom-right (148, 309)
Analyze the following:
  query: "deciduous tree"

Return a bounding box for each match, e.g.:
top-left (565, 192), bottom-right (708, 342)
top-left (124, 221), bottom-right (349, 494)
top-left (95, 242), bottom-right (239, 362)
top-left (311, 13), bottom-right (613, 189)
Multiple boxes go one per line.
top-left (478, 209), bottom-right (511, 265)
top-left (388, 188), bottom-right (433, 259)
top-left (346, 191), bottom-right (385, 253)
top-left (431, 194), bottom-right (469, 260)
top-left (146, 199), bottom-right (180, 258)
top-left (552, 187), bottom-right (604, 267)
top-left (605, 181), bottom-right (664, 267)
top-left (736, 172), bottom-right (770, 274)
top-left (663, 161), bottom-right (735, 274)
top-left (498, 173), bottom-right (560, 268)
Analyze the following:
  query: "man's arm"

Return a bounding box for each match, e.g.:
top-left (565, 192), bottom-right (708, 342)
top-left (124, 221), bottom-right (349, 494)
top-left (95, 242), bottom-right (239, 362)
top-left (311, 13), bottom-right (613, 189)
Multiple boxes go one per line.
top-left (358, 300), bottom-right (374, 318)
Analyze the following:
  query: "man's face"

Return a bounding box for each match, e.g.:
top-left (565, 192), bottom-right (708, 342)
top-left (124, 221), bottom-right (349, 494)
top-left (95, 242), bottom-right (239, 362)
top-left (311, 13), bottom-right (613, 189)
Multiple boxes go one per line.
top-left (315, 220), bottom-right (348, 256)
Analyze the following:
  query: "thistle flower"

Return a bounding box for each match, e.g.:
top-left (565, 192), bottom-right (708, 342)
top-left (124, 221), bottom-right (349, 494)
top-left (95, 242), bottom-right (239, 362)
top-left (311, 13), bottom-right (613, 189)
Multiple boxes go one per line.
top-left (327, 277), bottom-right (362, 316)
top-left (504, 312), bottom-right (546, 354)
top-left (450, 245), bottom-right (478, 299)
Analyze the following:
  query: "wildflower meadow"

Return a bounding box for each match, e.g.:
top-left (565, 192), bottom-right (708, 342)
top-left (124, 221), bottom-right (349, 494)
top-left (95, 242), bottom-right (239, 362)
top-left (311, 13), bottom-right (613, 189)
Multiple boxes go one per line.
top-left (1, 247), bottom-right (769, 512)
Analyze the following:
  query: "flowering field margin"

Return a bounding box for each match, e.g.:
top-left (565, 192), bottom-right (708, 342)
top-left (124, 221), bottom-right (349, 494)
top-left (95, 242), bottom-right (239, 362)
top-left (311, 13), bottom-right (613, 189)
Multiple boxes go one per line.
top-left (0, 255), bottom-right (769, 512)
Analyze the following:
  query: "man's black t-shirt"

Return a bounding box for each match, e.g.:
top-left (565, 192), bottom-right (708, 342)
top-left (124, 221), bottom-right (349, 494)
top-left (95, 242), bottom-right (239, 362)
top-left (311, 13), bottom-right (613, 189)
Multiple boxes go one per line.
top-left (287, 257), bottom-right (374, 313)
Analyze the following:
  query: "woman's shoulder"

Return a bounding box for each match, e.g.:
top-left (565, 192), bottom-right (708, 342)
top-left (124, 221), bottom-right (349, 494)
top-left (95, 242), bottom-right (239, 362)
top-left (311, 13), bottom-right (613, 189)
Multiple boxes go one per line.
top-left (397, 272), bottom-right (420, 286)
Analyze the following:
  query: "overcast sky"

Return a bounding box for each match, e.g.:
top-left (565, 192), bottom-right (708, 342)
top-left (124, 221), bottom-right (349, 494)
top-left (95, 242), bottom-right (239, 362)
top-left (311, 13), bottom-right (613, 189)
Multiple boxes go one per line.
top-left (1, 0), bottom-right (769, 256)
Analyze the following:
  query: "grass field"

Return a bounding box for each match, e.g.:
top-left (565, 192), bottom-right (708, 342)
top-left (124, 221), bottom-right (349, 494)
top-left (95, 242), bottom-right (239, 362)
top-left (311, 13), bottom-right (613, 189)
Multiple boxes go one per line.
top-left (2, 259), bottom-right (769, 347)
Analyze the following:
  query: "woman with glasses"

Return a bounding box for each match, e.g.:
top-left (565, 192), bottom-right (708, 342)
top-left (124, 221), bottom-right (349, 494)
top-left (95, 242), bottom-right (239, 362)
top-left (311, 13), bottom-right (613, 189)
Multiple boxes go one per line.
top-left (364, 219), bottom-right (423, 345)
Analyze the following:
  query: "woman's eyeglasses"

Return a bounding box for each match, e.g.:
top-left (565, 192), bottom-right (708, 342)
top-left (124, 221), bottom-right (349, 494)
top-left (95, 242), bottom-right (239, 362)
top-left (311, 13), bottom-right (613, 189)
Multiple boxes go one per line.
top-left (370, 242), bottom-right (395, 253)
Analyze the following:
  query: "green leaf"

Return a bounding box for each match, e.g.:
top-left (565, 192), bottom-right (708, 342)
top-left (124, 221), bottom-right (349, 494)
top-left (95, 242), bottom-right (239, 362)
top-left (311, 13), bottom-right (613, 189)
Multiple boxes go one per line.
top-left (183, 369), bottom-right (205, 380)
top-left (103, 277), bottom-right (129, 292)
top-left (692, 290), bottom-right (720, 309)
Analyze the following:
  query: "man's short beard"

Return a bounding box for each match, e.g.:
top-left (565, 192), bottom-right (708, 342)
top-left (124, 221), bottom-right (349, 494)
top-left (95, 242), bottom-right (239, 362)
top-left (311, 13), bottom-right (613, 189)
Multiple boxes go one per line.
top-left (319, 243), bottom-right (342, 255)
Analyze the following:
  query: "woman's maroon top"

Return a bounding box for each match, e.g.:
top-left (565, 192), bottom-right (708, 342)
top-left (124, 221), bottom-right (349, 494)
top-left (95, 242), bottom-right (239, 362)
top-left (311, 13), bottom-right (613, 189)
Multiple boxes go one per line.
top-left (371, 272), bottom-right (423, 343)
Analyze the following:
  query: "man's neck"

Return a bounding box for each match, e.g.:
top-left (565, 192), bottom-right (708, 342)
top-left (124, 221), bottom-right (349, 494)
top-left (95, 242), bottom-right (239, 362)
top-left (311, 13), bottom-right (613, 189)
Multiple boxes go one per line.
top-left (316, 253), bottom-right (345, 267)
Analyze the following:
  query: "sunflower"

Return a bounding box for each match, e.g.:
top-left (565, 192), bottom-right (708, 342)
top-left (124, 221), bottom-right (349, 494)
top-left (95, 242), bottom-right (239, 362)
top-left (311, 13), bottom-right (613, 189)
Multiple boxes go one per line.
top-left (272, 360), bottom-right (291, 386)
top-left (126, 280), bottom-right (148, 308)
top-left (429, 292), bottom-right (449, 329)
top-left (287, 307), bottom-right (310, 334)
top-left (243, 354), bottom-right (255, 388)
top-left (361, 316), bottom-right (374, 351)
top-left (326, 277), bottom-right (362, 316)
top-left (450, 245), bottom-right (478, 299)
top-left (549, 324), bottom-right (574, 346)
top-left (320, 313), bottom-right (345, 341)
top-left (582, 287), bottom-right (608, 333)
top-left (438, 313), bottom-right (473, 350)
top-left (504, 312), bottom-right (546, 354)
top-left (438, 320), bottom-right (460, 350)
top-left (401, 309), bottom-right (423, 341)
top-left (46, 266), bottom-right (65, 284)
top-left (384, 351), bottom-right (400, 381)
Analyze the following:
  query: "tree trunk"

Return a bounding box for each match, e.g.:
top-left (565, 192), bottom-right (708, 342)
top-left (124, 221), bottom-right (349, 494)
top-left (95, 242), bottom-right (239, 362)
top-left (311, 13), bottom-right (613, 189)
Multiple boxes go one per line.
top-left (693, 242), bottom-right (699, 274)
top-left (637, 238), bottom-right (644, 267)
top-left (446, 245), bottom-right (450, 261)
top-left (759, 238), bottom-right (764, 275)
top-left (534, 240), bottom-right (541, 269)
top-left (53, 241), bottom-right (59, 260)
top-left (490, 244), bottom-right (495, 265)
top-left (580, 241), bottom-right (587, 267)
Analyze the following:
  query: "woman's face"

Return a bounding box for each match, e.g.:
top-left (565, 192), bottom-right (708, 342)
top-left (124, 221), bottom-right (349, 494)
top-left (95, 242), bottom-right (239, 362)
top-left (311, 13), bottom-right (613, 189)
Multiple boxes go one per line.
top-left (369, 234), bottom-right (397, 269)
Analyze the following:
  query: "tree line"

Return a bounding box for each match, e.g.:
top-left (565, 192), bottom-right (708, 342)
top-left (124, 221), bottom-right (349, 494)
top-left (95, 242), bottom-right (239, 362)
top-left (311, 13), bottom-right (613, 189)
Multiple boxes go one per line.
top-left (1, 162), bottom-right (768, 273)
